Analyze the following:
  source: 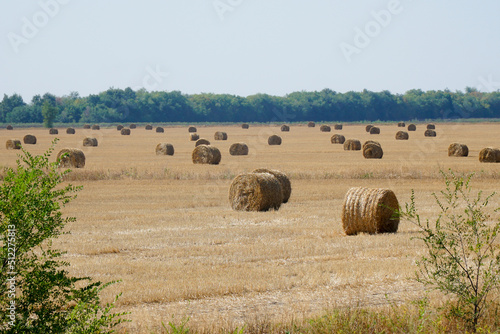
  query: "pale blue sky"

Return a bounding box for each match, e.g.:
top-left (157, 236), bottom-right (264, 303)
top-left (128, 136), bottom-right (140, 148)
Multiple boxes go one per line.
top-left (1, 1), bottom-right (499, 101)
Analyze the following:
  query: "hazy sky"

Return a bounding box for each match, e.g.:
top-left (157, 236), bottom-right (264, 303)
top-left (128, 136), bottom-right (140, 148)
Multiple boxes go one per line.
top-left (1, 1), bottom-right (499, 101)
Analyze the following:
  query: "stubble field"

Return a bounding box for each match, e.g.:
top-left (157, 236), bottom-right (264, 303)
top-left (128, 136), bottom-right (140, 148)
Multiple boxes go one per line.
top-left (2, 122), bottom-right (500, 332)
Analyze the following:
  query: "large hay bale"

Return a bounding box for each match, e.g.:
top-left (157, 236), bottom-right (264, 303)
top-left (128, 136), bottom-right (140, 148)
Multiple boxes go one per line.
top-left (424, 129), bottom-right (436, 137)
top-left (121, 128), bottom-right (131, 135)
top-left (83, 137), bottom-right (98, 147)
top-left (320, 125), bottom-right (331, 132)
top-left (117, 125), bottom-right (124, 131)
top-left (369, 127), bottom-right (380, 134)
top-left (448, 143), bottom-right (468, 157)
top-left (242, 123), bottom-right (249, 129)
top-left (307, 122), bottom-right (315, 128)
top-left (91, 124), bottom-right (100, 130)
top-left (83, 124), bottom-right (90, 129)
top-left (334, 124), bottom-right (343, 130)
top-left (395, 131), bottom-right (409, 140)
top-left (363, 140), bottom-right (383, 159)
top-left (342, 187), bottom-right (399, 235)
top-left (214, 131), bottom-right (228, 140)
top-left (408, 124), bottom-right (416, 131)
top-left (344, 139), bottom-right (361, 151)
top-left (397, 122), bottom-right (405, 127)
top-left (57, 148), bottom-right (86, 168)
top-left (229, 173), bottom-right (282, 211)
top-left (6, 139), bottom-right (21, 150)
top-left (365, 125), bottom-right (373, 132)
top-left (268, 135), bottom-right (282, 145)
top-left (195, 139), bottom-right (210, 147)
top-left (66, 127), bottom-right (76, 134)
top-left (49, 128), bottom-right (58, 135)
top-left (229, 143), bottom-right (249, 156)
top-left (156, 143), bottom-right (174, 156)
top-left (252, 168), bottom-right (291, 203)
top-left (156, 127), bottom-right (164, 133)
top-left (145, 124), bottom-right (153, 130)
top-left (6, 125), bottom-right (13, 130)
top-left (190, 133), bottom-right (200, 141)
top-left (130, 124), bottom-right (137, 129)
top-left (479, 147), bottom-right (500, 163)
top-left (188, 126), bottom-right (197, 133)
top-left (23, 134), bottom-right (36, 145)
top-left (427, 124), bottom-right (435, 129)
top-left (192, 145), bottom-right (221, 165)
top-left (331, 134), bottom-right (345, 144)
top-left (281, 124), bottom-right (290, 132)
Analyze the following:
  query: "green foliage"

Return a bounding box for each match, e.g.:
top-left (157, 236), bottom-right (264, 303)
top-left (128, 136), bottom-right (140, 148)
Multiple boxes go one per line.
top-left (42, 100), bottom-right (58, 128)
top-left (400, 170), bottom-right (500, 332)
top-left (161, 316), bottom-right (190, 334)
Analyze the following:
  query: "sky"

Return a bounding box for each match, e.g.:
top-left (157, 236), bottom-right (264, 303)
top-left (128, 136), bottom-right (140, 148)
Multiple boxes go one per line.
top-left (1, 0), bottom-right (500, 102)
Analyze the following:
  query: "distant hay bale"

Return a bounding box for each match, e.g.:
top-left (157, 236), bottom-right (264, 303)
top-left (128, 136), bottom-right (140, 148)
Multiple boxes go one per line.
top-left (66, 127), bottom-right (75, 134)
top-left (190, 133), bottom-right (200, 141)
top-left (281, 124), bottom-right (290, 132)
top-left (242, 123), bottom-right (249, 129)
top-left (195, 139), bottom-right (210, 146)
top-left (229, 143), bottom-right (249, 156)
top-left (334, 124), bottom-right (343, 130)
top-left (395, 131), bottom-right (409, 140)
top-left (6, 125), bottom-right (13, 130)
top-left (427, 124), bottom-right (435, 129)
top-left (344, 139), bottom-right (361, 151)
top-left (83, 124), bottom-right (90, 129)
top-left (91, 124), bottom-right (100, 130)
top-left (369, 127), bottom-right (380, 134)
top-left (145, 124), bottom-right (153, 130)
top-left (320, 125), bottom-right (331, 132)
top-left (229, 173), bottom-right (283, 211)
top-left (479, 147), bottom-right (500, 163)
top-left (408, 124), bottom-right (416, 131)
top-left (331, 134), bottom-right (345, 144)
top-left (49, 128), bottom-right (58, 135)
top-left (130, 124), bottom-right (137, 129)
top-left (424, 129), bottom-right (436, 137)
top-left (366, 125), bottom-right (373, 132)
top-left (117, 125), bottom-right (124, 130)
top-left (156, 143), bottom-right (174, 156)
top-left (57, 148), bottom-right (85, 168)
top-left (188, 126), bottom-right (197, 133)
top-left (252, 168), bottom-right (291, 203)
top-left (363, 140), bottom-right (383, 159)
top-left (192, 145), bottom-right (221, 165)
top-left (82, 137), bottom-right (98, 147)
top-left (307, 122), bottom-right (315, 127)
top-left (448, 143), bottom-right (468, 157)
top-left (342, 187), bottom-right (400, 235)
top-left (23, 134), bottom-right (36, 145)
top-left (6, 139), bottom-right (21, 150)
top-left (156, 127), bottom-right (164, 133)
top-left (268, 135), bottom-right (282, 145)
top-left (120, 128), bottom-right (131, 135)
top-left (214, 131), bottom-right (228, 140)
top-left (397, 122), bottom-right (405, 127)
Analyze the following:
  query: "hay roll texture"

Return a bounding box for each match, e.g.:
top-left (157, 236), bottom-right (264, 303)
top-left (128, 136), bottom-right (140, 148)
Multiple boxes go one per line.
top-left (156, 127), bottom-right (164, 133)
top-left (156, 143), bottom-right (174, 155)
top-left (130, 124), bottom-right (137, 129)
top-left (398, 122), bottom-right (405, 127)
top-left (188, 126), bottom-right (197, 133)
top-left (408, 124), bottom-right (416, 131)
top-left (145, 124), bottom-right (153, 130)
top-left (334, 124), bottom-right (343, 130)
top-left (252, 168), bottom-right (291, 203)
top-left (49, 128), bottom-right (58, 134)
top-left (365, 125), bottom-right (373, 132)
top-left (281, 125), bottom-right (290, 132)
top-left (331, 134), bottom-right (345, 144)
top-left (23, 134), bottom-right (36, 144)
top-left (363, 140), bottom-right (383, 159)
top-left (214, 131), bottom-right (228, 140)
top-left (320, 125), bottom-right (331, 132)
top-left (268, 135), bottom-right (282, 145)
top-left (307, 122), bottom-right (315, 127)
top-left (83, 124), bottom-right (90, 129)
top-left (195, 138), bottom-right (210, 146)
top-left (66, 127), bottom-right (75, 134)
top-left (83, 137), bottom-right (98, 147)
top-left (342, 187), bottom-right (399, 235)
top-left (117, 125), bottom-right (124, 130)
top-left (424, 129), bottom-right (436, 137)
top-left (91, 124), bottom-right (100, 130)
top-left (190, 133), bottom-right (200, 141)
top-left (192, 145), bottom-right (221, 164)
top-left (229, 173), bottom-right (283, 211)
top-left (6, 139), bottom-right (21, 150)
top-left (242, 123), bottom-right (250, 129)
top-left (121, 128), bottom-right (131, 135)
top-left (479, 148), bottom-right (500, 163)
top-left (448, 143), bottom-right (468, 157)
top-left (427, 124), bottom-right (435, 129)
top-left (57, 148), bottom-right (85, 168)
top-left (6, 125), bottom-right (13, 130)
top-left (395, 131), bottom-right (409, 140)
top-left (344, 139), bottom-right (361, 151)
top-left (229, 143), bottom-right (249, 156)
top-left (369, 127), bottom-right (380, 134)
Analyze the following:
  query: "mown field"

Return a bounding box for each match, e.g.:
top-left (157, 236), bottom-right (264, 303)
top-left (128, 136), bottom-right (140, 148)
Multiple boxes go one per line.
top-left (2, 122), bottom-right (500, 333)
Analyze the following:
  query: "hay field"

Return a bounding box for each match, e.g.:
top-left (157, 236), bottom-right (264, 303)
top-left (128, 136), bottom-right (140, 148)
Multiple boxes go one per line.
top-left (2, 123), bottom-right (500, 332)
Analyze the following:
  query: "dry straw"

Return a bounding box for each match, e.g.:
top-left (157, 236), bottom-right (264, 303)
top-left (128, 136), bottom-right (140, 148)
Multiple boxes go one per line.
top-left (156, 127), bottom-right (164, 133)
top-left (424, 129), bottom-right (436, 137)
top-left (334, 124), bottom-right (343, 130)
top-left (145, 124), bottom-right (153, 130)
top-left (242, 123), bottom-right (249, 129)
top-left (91, 124), bottom-right (100, 130)
top-left (23, 134), bottom-right (36, 145)
top-left (365, 125), bottom-right (373, 132)
top-left (307, 122), bottom-right (315, 127)
top-left (369, 127), bottom-right (380, 134)
top-left (66, 127), bottom-right (76, 134)
top-left (408, 124), bottom-right (416, 131)
top-left (117, 125), bottom-right (124, 131)
top-left (156, 143), bottom-right (174, 156)
top-left (281, 124), bottom-right (290, 132)
top-left (6, 125), bottom-right (13, 130)
top-left (268, 135), bottom-right (282, 145)
top-left (188, 126), bottom-right (197, 133)
top-left (190, 133), bottom-right (200, 141)
top-left (229, 143), bottom-right (249, 156)
top-left (342, 187), bottom-right (399, 235)
top-left (320, 125), bottom-right (331, 132)
top-left (82, 137), bottom-right (98, 147)
top-left (192, 145), bottom-right (221, 164)
top-left (121, 128), bottom-right (131, 135)
top-left (57, 148), bottom-right (86, 168)
top-left (228, 173), bottom-right (282, 211)
top-left (83, 124), bottom-right (90, 129)
top-left (427, 124), bottom-right (435, 129)
top-left (397, 122), bottom-right (405, 127)
top-left (252, 168), bottom-right (291, 203)
top-left (331, 134), bottom-right (345, 144)
top-left (6, 139), bottom-right (21, 150)
top-left (344, 139), bottom-right (361, 151)
top-left (195, 139), bottom-right (210, 147)
top-left (130, 124), bottom-right (137, 129)
top-left (448, 143), bottom-right (468, 157)
top-left (363, 140), bottom-right (383, 159)
top-left (49, 128), bottom-right (58, 135)
top-left (395, 131), bottom-right (409, 140)
top-left (214, 131), bottom-right (228, 140)
top-left (479, 147), bottom-right (500, 163)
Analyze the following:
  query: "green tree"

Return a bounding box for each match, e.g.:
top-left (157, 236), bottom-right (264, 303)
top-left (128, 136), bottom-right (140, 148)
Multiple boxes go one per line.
top-left (42, 100), bottom-right (58, 128)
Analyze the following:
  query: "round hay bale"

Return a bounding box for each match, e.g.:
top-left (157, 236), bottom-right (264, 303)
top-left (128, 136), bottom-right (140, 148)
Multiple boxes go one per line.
top-left (117, 125), bottom-right (124, 131)
top-left (91, 124), bottom-right (100, 130)
top-left (320, 125), bottom-right (331, 132)
top-left (195, 139), bottom-right (210, 147)
top-left (331, 134), bottom-right (346, 144)
top-left (365, 125), bottom-right (373, 132)
top-left (281, 124), bottom-right (290, 132)
top-left (334, 124), bottom-right (343, 130)
top-left (369, 127), bottom-right (380, 134)
top-left (49, 128), bottom-right (58, 135)
top-left (190, 133), bottom-right (200, 141)
top-left (145, 124), bottom-right (153, 130)
top-left (156, 127), bottom-right (164, 133)
top-left (395, 131), bottom-right (409, 140)
top-left (307, 122), bottom-right (315, 128)
top-left (6, 125), bottom-right (13, 130)
top-left (66, 127), bottom-right (75, 134)
top-left (192, 145), bottom-right (221, 165)
top-left (83, 124), bottom-right (90, 129)
top-left (342, 187), bottom-right (399, 235)
top-left (448, 143), bottom-right (468, 157)
top-left (344, 139), bottom-right (361, 151)
top-left (121, 128), bottom-right (131, 135)
top-left (397, 122), bottom-right (405, 127)
top-left (82, 137), bottom-right (98, 147)
top-left (363, 140), bottom-right (383, 159)
top-left (57, 148), bottom-right (85, 168)
top-left (427, 124), bottom-right (435, 129)
top-left (268, 135), bottom-right (282, 145)
top-left (424, 129), bottom-right (436, 137)
top-left (242, 123), bottom-right (249, 129)
top-left (252, 168), bottom-right (291, 203)
top-left (229, 173), bottom-right (282, 211)
top-left (229, 143), bottom-right (249, 156)
top-left (130, 124), bottom-right (137, 129)
top-left (6, 139), bottom-right (21, 150)
top-left (214, 131), bottom-right (228, 140)
top-left (156, 143), bottom-right (174, 156)
top-left (479, 147), bottom-right (500, 163)
top-left (188, 126), bottom-right (197, 133)
top-left (23, 134), bottom-right (36, 145)
top-left (408, 124), bottom-right (416, 131)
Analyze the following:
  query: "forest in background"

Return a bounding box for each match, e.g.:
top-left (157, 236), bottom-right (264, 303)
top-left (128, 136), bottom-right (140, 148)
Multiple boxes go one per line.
top-left (1, 87), bottom-right (500, 125)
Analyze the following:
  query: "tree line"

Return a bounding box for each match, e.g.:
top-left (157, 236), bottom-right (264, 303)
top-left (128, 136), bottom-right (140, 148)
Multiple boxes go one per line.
top-left (1, 87), bottom-right (499, 125)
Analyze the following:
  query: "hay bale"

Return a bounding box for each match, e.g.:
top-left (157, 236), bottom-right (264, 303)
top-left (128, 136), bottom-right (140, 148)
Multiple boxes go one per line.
top-left (408, 124), bottom-right (416, 131)
top-left (192, 145), bottom-right (221, 165)
top-left (214, 131), bottom-right (228, 140)
top-left (83, 124), bottom-right (90, 129)
top-left (156, 143), bottom-right (174, 156)
top-left (49, 128), bottom-right (58, 135)
top-left (252, 168), bottom-right (291, 203)
top-left (320, 125), bottom-right (331, 132)
top-left (479, 148), bottom-right (500, 163)
top-left (229, 143), bottom-right (249, 156)
top-left (117, 125), bottom-right (124, 131)
top-left (57, 148), bottom-right (85, 168)
top-left (344, 139), bottom-right (361, 151)
top-left (130, 124), bottom-right (137, 129)
top-left (66, 127), bottom-right (75, 134)
top-left (369, 127), bottom-right (380, 134)
top-left (91, 124), bottom-right (100, 130)
top-left (397, 122), bottom-right (405, 127)
top-left (363, 140), bottom-right (383, 159)
top-left (424, 129), bottom-right (436, 137)
top-left (448, 143), bottom-right (468, 157)
top-left (242, 123), bottom-right (249, 129)
top-left (188, 126), bottom-right (197, 133)
top-left (190, 133), bottom-right (200, 141)
top-left (331, 134), bottom-right (345, 144)
top-left (366, 125), bottom-right (373, 132)
top-left (6, 139), bottom-right (21, 150)
top-left (427, 124), bottom-right (435, 129)
top-left (156, 127), bottom-right (164, 133)
top-left (6, 125), bottom-right (13, 130)
top-left (229, 173), bottom-right (282, 211)
top-left (195, 139), bottom-right (210, 147)
top-left (281, 124), bottom-right (290, 132)
top-left (121, 128), bottom-right (131, 135)
top-left (307, 122), bottom-right (315, 127)
top-left (82, 137), bottom-right (98, 147)
top-left (145, 124), bottom-right (153, 130)
top-left (334, 124), bottom-right (343, 130)
top-left (23, 134), bottom-right (36, 145)
top-left (395, 131), bottom-right (409, 140)
top-left (268, 135), bottom-right (282, 145)
top-left (342, 187), bottom-right (399, 235)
